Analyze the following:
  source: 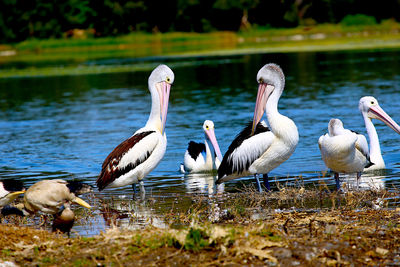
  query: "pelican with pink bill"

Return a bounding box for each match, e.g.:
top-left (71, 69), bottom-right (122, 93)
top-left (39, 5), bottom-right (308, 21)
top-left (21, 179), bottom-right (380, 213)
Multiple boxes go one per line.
top-left (180, 120), bottom-right (223, 173)
top-left (319, 96), bottom-right (400, 189)
top-left (216, 63), bottom-right (299, 192)
top-left (97, 64), bottom-right (174, 197)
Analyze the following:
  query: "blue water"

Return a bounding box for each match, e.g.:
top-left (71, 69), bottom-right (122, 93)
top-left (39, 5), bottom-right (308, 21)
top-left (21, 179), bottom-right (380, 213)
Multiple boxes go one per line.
top-left (1, 49), bottom-right (400, 235)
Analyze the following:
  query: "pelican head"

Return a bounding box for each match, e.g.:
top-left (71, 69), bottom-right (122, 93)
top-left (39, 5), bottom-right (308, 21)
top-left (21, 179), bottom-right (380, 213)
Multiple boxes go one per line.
top-left (148, 64), bottom-right (174, 135)
top-left (252, 63), bottom-right (285, 135)
top-left (328, 118), bottom-right (345, 136)
top-left (203, 120), bottom-right (223, 162)
top-left (359, 96), bottom-right (400, 134)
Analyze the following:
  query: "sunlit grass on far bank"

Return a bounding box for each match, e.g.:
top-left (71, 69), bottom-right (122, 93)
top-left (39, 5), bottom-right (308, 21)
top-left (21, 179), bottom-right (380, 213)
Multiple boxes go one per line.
top-left (0, 20), bottom-right (400, 78)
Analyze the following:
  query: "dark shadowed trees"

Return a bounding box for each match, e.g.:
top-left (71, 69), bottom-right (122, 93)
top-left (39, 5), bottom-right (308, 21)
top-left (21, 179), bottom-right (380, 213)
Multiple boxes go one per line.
top-left (0, 0), bottom-right (399, 43)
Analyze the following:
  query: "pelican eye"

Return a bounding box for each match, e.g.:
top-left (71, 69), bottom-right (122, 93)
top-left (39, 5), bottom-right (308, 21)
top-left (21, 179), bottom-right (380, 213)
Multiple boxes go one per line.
top-left (258, 78), bottom-right (264, 83)
top-left (371, 101), bottom-right (375, 105)
top-left (206, 125), bottom-right (209, 129)
top-left (166, 77), bottom-right (171, 83)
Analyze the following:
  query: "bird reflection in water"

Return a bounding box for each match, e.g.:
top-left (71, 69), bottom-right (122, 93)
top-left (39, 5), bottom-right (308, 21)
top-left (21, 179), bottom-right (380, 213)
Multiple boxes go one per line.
top-left (340, 171), bottom-right (385, 191)
top-left (184, 173), bottom-right (224, 196)
top-left (100, 198), bottom-right (166, 230)
top-left (184, 173), bottom-right (226, 223)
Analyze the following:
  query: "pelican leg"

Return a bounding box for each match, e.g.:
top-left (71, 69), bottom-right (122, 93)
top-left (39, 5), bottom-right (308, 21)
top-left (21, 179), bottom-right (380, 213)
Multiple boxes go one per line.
top-left (263, 174), bottom-right (270, 191)
top-left (356, 172), bottom-right (361, 189)
top-left (132, 182), bottom-right (145, 200)
top-left (334, 172), bottom-right (340, 191)
top-left (132, 183), bottom-right (137, 194)
top-left (254, 174), bottom-right (262, 193)
top-left (139, 181), bottom-right (145, 200)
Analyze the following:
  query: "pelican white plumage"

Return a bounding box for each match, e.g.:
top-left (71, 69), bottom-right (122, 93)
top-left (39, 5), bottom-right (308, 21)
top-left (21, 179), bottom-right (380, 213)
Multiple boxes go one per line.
top-left (180, 120), bottom-right (223, 173)
top-left (217, 63), bottom-right (299, 191)
top-left (97, 65), bottom-right (174, 196)
top-left (318, 96), bottom-right (400, 188)
top-left (318, 118), bottom-right (372, 188)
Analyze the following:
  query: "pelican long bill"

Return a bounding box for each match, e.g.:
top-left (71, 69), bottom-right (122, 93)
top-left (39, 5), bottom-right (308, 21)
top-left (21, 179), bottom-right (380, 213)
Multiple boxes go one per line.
top-left (156, 81), bottom-right (171, 135)
top-left (368, 105), bottom-right (400, 134)
top-left (251, 83), bottom-right (274, 135)
top-left (205, 127), bottom-right (223, 162)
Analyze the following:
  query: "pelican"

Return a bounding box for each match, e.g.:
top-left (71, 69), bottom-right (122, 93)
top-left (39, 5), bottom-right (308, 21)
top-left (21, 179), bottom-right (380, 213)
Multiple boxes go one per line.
top-left (318, 96), bottom-right (400, 188)
top-left (180, 120), bottom-right (223, 173)
top-left (23, 179), bottom-right (91, 235)
top-left (97, 64), bottom-right (174, 196)
top-left (217, 63), bottom-right (299, 191)
top-left (0, 179), bottom-right (25, 208)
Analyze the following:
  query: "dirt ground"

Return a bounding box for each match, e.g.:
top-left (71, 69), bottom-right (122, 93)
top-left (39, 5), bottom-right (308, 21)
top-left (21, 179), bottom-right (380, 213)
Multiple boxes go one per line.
top-left (1, 188), bottom-right (400, 266)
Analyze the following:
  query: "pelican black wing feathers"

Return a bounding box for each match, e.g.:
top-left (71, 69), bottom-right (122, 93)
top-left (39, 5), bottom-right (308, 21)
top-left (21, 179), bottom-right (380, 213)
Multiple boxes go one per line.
top-left (97, 131), bottom-right (155, 190)
top-left (187, 141), bottom-right (206, 160)
top-left (217, 121), bottom-right (270, 182)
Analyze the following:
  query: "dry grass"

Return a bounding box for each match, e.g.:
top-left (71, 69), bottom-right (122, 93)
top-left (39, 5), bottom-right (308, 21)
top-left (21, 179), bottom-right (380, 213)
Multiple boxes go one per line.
top-left (1, 186), bottom-right (400, 266)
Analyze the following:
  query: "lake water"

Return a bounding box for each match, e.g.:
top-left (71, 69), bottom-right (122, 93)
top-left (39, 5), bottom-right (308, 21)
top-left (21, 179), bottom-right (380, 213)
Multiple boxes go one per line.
top-left (1, 49), bottom-right (400, 235)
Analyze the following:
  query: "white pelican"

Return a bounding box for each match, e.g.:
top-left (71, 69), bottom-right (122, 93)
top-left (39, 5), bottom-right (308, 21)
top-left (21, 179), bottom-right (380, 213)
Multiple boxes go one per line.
top-left (318, 96), bottom-right (400, 188)
top-left (0, 179), bottom-right (25, 208)
top-left (217, 63), bottom-right (299, 191)
top-left (180, 120), bottom-right (223, 173)
top-left (97, 64), bottom-right (174, 196)
top-left (23, 179), bottom-right (92, 235)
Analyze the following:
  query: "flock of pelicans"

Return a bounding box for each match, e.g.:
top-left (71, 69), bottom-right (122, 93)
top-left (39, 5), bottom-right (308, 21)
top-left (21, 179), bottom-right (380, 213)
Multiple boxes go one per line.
top-left (1, 63), bottom-right (400, 235)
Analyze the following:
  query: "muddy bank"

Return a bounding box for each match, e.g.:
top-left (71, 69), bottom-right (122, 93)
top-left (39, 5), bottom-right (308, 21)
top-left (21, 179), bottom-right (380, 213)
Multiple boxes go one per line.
top-left (1, 188), bottom-right (400, 266)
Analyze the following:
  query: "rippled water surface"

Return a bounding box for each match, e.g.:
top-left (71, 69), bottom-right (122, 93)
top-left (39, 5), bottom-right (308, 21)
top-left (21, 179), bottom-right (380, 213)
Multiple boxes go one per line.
top-left (1, 49), bottom-right (400, 235)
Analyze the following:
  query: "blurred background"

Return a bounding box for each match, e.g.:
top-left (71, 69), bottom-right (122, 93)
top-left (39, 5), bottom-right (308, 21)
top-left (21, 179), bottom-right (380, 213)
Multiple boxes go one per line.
top-left (1, 0), bottom-right (400, 42)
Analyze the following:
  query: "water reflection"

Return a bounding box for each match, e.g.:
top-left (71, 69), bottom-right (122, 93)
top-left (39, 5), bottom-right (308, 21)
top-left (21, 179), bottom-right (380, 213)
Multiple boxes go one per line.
top-left (99, 197), bottom-right (167, 230)
top-left (338, 172), bottom-right (386, 191)
top-left (359, 173), bottom-right (385, 190)
top-left (184, 172), bottom-right (225, 195)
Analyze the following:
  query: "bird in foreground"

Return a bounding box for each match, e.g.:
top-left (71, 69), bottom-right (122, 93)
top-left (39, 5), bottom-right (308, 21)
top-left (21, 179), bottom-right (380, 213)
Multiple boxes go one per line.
top-left (318, 96), bottom-right (400, 189)
top-left (97, 64), bottom-right (174, 197)
top-left (180, 120), bottom-right (223, 173)
top-left (23, 179), bottom-right (92, 236)
top-left (217, 63), bottom-right (299, 192)
top-left (0, 179), bottom-right (25, 208)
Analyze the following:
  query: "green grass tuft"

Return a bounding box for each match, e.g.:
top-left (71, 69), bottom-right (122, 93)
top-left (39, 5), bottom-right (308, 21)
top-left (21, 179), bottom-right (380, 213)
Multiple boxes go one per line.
top-left (184, 228), bottom-right (209, 252)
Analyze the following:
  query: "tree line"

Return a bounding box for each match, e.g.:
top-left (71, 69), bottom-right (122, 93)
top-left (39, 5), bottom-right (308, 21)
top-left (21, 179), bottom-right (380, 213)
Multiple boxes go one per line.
top-left (1, 0), bottom-right (399, 43)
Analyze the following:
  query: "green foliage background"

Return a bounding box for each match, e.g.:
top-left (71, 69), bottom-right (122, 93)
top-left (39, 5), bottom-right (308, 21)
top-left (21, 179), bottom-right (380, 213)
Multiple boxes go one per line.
top-left (0, 0), bottom-right (399, 43)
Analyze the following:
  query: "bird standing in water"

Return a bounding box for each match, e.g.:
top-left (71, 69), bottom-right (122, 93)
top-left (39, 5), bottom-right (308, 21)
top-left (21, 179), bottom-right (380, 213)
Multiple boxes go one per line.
top-left (97, 65), bottom-right (174, 197)
top-left (217, 63), bottom-right (298, 192)
top-left (180, 120), bottom-right (223, 173)
top-left (319, 96), bottom-right (400, 189)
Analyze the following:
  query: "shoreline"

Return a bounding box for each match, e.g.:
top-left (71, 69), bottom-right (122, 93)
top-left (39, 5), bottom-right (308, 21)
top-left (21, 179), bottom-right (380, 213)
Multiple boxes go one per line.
top-left (1, 25), bottom-right (400, 78)
top-left (1, 188), bottom-right (400, 265)
top-left (1, 40), bottom-right (400, 79)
